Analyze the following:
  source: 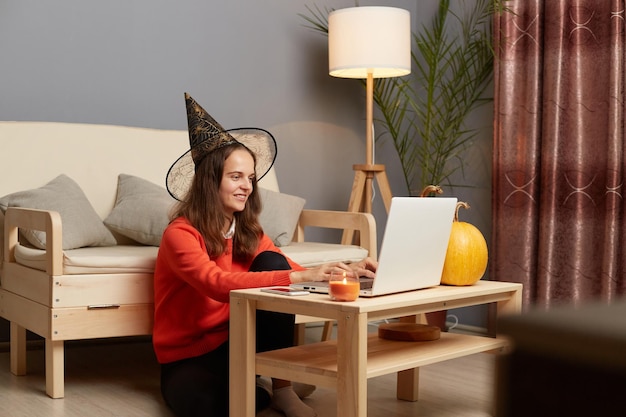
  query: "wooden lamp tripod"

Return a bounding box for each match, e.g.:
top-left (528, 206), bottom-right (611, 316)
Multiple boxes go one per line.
top-left (341, 73), bottom-right (395, 245)
top-left (346, 72), bottom-right (394, 216)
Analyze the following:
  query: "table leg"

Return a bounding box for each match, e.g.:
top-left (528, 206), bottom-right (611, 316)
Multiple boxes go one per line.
top-left (395, 314), bottom-right (425, 401)
top-left (497, 288), bottom-right (523, 316)
top-left (336, 310), bottom-right (368, 417)
top-left (230, 296), bottom-right (256, 417)
top-left (397, 368), bottom-right (420, 401)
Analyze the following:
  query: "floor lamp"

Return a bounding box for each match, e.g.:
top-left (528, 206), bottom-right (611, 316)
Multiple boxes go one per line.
top-left (328, 6), bottom-right (411, 243)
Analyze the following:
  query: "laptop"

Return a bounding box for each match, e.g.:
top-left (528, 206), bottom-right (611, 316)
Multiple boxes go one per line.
top-left (291, 196), bottom-right (458, 297)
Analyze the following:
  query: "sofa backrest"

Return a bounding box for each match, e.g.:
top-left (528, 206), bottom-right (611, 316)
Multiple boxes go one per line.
top-left (0, 121), bottom-right (280, 219)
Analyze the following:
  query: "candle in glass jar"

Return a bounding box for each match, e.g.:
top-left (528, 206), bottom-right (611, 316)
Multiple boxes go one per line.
top-left (329, 274), bottom-right (359, 301)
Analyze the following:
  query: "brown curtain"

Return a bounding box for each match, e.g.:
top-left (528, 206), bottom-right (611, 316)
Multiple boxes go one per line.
top-left (492, 0), bottom-right (626, 309)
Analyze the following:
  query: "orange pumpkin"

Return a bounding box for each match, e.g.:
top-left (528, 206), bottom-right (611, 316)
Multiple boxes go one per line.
top-left (440, 202), bottom-right (488, 286)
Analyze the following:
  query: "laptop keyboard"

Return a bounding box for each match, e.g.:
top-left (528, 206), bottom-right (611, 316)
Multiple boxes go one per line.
top-left (359, 278), bottom-right (374, 290)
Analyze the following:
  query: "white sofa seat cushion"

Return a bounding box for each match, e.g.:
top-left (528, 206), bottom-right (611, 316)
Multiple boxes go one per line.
top-left (14, 245), bottom-right (159, 275)
top-left (14, 242), bottom-right (368, 274)
top-left (280, 242), bottom-right (368, 268)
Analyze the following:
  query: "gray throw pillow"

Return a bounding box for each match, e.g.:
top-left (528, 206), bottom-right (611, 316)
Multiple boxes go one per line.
top-left (258, 188), bottom-right (305, 247)
top-left (0, 174), bottom-right (117, 250)
top-left (104, 174), bottom-right (176, 246)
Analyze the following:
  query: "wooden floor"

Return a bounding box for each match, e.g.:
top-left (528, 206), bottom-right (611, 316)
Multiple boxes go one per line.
top-left (0, 326), bottom-right (497, 417)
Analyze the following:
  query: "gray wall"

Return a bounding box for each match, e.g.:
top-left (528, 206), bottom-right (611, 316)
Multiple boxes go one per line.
top-left (0, 0), bottom-right (491, 328)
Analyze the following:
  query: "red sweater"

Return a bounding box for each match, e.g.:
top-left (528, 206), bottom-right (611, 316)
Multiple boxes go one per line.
top-left (152, 217), bottom-right (302, 364)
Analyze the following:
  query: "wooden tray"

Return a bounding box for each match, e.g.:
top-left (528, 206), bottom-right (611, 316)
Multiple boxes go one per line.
top-left (378, 323), bottom-right (441, 341)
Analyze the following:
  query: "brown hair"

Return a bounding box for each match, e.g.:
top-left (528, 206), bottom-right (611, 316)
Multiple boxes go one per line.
top-left (171, 143), bottom-right (264, 262)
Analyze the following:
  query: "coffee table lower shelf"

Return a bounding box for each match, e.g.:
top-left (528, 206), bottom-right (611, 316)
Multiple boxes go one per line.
top-left (256, 332), bottom-right (509, 389)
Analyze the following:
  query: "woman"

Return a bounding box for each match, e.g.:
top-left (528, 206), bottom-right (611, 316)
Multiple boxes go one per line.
top-left (153, 94), bottom-right (377, 417)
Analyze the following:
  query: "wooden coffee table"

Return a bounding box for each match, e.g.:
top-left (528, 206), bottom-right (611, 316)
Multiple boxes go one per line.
top-left (229, 280), bottom-right (522, 417)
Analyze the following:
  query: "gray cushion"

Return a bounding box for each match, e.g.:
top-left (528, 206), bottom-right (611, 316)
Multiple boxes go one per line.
top-left (0, 174), bottom-right (117, 250)
top-left (104, 174), bottom-right (176, 246)
top-left (102, 177), bottom-right (304, 248)
top-left (258, 188), bottom-right (305, 247)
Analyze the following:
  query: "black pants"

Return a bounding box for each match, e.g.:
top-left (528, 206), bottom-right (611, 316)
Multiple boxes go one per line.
top-left (160, 251), bottom-right (295, 417)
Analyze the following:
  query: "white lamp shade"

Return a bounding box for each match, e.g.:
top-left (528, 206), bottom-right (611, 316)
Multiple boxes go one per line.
top-left (329, 6), bottom-right (411, 79)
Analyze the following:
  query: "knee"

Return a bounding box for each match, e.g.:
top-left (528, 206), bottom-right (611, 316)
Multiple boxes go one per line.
top-left (249, 251), bottom-right (290, 271)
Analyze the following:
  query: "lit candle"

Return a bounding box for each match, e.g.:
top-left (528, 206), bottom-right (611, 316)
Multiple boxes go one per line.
top-left (329, 272), bottom-right (359, 301)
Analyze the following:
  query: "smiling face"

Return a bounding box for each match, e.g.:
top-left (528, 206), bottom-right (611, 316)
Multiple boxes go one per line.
top-left (219, 148), bottom-right (256, 217)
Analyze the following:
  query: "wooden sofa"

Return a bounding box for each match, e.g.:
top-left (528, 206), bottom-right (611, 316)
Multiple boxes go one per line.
top-left (0, 121), bottom-right (377, 398)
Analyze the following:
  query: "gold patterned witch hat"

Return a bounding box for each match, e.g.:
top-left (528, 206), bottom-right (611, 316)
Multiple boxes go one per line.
top-left (166, 93), bottom-right (277, 201)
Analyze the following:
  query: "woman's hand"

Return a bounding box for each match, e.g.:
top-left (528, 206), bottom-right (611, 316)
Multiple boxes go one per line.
top-left (289, 263), bottom-right (350, 283)
top-left (289, 258), bottom-right (377, 283)
top-left (348, 257), bottom-right (378, 279)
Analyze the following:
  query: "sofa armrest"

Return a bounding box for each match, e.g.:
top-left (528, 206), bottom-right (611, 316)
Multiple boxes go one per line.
top-left (4, 207), bottom-right (64, 275)
top-left (293, 209), bottom-right (377, 260)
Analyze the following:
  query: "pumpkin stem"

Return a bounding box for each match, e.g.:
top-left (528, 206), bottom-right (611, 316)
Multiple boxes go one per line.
top-left (454, 201), bottom-right (470, 222)
top-left (419, 185), bottom-right (443, 197)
